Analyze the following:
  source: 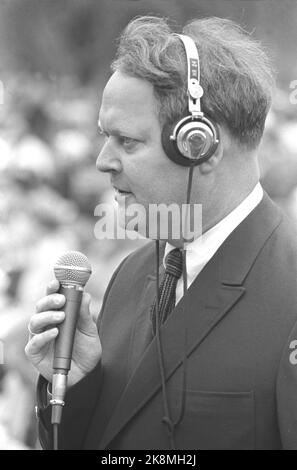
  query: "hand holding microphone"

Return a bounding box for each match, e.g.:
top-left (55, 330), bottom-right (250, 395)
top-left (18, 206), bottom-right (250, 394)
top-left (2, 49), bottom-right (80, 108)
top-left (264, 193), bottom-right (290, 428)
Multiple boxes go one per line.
top-left (25, 251), bottom-right (102, 423)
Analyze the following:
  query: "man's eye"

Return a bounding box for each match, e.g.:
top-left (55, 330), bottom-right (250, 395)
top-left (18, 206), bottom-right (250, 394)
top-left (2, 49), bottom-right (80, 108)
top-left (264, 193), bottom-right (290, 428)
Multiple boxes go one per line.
top-left (120, 136), bottom-right (137, 149)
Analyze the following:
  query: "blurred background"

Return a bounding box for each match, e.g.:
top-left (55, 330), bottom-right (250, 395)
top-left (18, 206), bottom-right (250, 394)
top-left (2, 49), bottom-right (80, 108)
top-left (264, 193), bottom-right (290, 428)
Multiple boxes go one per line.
top-left (0, 0), bottom-right (296, 449)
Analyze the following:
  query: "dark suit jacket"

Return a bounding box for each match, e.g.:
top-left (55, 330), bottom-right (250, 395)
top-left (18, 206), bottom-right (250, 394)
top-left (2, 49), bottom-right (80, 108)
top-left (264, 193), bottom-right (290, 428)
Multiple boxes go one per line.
top-left (37, 193), bottom-right (297, 449)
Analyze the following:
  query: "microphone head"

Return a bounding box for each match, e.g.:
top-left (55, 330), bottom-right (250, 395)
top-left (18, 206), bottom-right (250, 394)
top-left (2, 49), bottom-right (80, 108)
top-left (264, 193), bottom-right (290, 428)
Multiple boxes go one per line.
top-left (54, 251), bottom-right (92, 287)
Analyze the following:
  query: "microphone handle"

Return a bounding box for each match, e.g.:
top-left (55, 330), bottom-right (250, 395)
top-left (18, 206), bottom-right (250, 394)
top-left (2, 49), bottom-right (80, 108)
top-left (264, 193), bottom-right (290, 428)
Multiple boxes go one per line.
top-left (53, 285), bottom-right (83, 372)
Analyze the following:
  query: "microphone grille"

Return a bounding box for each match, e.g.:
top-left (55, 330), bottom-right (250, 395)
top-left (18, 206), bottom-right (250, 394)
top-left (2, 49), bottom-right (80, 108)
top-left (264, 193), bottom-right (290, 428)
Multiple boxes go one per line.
top-left (54, 251), bottom-right (92, 287)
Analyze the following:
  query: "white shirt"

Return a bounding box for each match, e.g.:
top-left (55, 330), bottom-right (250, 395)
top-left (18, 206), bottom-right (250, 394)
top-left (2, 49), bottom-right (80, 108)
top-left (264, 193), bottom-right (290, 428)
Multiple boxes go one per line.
top-left (164, 183), bottom-right (264, 305)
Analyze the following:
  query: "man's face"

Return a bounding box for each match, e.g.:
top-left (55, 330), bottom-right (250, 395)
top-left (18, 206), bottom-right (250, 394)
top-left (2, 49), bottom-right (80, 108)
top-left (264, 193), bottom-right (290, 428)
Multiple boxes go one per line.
top-left (96, 71), bottom-right (196, 239)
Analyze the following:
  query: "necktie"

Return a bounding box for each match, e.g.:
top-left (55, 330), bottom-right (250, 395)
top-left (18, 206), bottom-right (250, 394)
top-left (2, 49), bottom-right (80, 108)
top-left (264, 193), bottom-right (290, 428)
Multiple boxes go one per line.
top-left (151, 248), bottom-right (183, 335)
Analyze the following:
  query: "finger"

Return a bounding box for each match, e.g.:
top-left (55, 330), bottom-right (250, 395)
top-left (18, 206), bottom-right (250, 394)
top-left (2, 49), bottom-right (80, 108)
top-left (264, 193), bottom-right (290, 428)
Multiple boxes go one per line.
top-left (46, 279), bottom-right (60, 296)
top-left (25, 327), bottom-right (59, 357)
top-left (29, 310), bottom-right (65, 335)
top-left (36, 293), bottom-right (66, 313)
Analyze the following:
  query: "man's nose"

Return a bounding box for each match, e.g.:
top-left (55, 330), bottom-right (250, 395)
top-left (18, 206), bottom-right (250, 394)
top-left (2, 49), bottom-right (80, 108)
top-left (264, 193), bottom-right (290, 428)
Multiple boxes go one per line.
top-left (96, 141), bottom-right (122, 173)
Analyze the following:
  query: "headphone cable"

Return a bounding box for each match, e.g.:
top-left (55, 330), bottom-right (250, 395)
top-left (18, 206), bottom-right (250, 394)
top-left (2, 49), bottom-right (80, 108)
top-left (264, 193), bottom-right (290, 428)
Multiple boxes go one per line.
top-left (155, 163), bottom-right (195, 449)
top-left (172, 163), bottom-right (194, 428)
top-left (154, 239), bottom-right (176, 449)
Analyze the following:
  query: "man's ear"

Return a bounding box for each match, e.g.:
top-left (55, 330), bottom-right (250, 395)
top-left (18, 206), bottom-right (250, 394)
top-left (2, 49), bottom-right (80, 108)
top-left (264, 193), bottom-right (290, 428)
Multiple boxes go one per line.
top-left (198, 125), bottom-right (228, 174)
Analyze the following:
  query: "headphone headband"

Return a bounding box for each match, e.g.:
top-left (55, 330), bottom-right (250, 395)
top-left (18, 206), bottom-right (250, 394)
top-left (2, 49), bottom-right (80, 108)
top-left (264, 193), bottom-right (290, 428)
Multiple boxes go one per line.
top-left (175, 34), bottom-right (204, 116)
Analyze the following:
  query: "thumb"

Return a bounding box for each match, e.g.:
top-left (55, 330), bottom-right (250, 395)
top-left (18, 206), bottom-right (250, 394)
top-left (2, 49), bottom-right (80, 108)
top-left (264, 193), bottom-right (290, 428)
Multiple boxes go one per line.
top-left (76, 292), bottom-right (97, 336)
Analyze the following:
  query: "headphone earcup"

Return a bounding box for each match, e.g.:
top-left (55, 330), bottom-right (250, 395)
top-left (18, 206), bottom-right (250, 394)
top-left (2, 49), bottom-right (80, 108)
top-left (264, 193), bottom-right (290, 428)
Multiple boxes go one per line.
top-left (162, 115), bottom-right (220, 167)
top-left (162, 120), bottom-right (193, 167)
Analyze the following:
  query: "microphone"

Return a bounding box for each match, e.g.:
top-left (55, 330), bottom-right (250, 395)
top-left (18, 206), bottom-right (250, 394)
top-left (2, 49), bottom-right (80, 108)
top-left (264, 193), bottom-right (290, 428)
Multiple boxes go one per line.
top-left (50, 251), bottom-right (92, 426)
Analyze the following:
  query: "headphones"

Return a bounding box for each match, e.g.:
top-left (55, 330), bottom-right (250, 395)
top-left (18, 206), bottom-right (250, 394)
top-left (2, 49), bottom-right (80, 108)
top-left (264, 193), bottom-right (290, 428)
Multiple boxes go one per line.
top-left (161, 34), bottom-right (220, 167)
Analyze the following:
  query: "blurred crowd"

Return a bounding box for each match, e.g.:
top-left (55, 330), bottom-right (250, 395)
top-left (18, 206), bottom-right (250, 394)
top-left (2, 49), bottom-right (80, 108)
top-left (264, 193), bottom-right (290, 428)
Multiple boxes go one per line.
top-left (0, 74), bottom-right (146, 448)
top-left (0, 71), bottom-right (296, 449)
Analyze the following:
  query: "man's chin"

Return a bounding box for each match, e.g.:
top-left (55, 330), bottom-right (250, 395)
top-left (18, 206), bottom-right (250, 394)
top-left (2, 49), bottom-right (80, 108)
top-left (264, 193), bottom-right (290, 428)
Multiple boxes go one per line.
top-left (115, 201), bottom-right (201, 242)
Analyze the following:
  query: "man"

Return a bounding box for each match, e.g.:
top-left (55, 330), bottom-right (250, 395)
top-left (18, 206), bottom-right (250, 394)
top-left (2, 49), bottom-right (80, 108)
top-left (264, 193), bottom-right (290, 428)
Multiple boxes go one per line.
top-left (26, 16), bottom-right (297, 449)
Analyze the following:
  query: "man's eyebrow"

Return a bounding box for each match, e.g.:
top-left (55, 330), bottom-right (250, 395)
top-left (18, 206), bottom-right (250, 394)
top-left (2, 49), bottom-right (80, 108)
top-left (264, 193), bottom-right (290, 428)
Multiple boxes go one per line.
top-left (98, 120), bottom-right (147, 138)
top-left (98, 120), bottom-right (123, 135)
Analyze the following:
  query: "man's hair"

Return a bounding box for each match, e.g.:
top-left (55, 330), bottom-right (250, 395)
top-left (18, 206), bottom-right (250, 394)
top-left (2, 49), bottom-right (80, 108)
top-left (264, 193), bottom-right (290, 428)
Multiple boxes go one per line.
top-left (111, 16), bottom-right (275, 149)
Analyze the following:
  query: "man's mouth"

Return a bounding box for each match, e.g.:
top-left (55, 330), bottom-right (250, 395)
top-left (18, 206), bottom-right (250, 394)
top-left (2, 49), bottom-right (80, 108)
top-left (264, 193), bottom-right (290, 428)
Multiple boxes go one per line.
top-left (113, 187), bottom-right (134, 199)
top-left (114, 188), bottom-right (132, 195)
top-left (111, 182), bottom-right (132, 194)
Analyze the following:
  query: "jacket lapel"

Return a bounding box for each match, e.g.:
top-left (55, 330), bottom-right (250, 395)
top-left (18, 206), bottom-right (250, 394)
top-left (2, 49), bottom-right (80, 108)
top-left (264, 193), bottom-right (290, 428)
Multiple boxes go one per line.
top-left (99, 193), bottom-right (282, 449)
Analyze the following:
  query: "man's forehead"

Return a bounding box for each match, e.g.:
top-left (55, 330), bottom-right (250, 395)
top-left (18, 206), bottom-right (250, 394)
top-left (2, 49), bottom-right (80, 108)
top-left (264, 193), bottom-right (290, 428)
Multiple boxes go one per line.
top-left (99, 71), bottom-right (159, 132)
top-left (98, 101), bottom-right (149, 133)
top-left (103, 70), bottom-right (154, 102)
